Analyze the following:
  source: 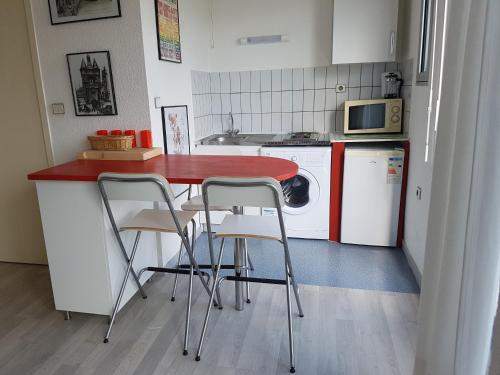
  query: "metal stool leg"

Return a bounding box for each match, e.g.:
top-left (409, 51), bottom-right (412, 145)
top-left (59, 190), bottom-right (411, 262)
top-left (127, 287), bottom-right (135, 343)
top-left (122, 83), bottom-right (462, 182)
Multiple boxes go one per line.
top-left (285, 269), bottom-right (295, 373)
top-left (244, 239), bottom-right (251, 304)
top-left (283, 241), bottom-right (304, 318)
top-left (195, 238), bottom-right (225, 361)
top-left (170, 241), bottom-right (184, 302)
top-left (247, 252), bottom-right (255, 271)
top-left (104, 231), bottom-right (142, 343)
top-left (182, 221), bottom-right (196, 355)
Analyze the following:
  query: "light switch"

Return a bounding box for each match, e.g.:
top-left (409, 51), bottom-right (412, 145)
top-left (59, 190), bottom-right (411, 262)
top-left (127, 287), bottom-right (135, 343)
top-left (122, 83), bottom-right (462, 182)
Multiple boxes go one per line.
top-left (154, 97), bottom-right (161, 109)
top-left (52, 103), bottom-right (65, 115)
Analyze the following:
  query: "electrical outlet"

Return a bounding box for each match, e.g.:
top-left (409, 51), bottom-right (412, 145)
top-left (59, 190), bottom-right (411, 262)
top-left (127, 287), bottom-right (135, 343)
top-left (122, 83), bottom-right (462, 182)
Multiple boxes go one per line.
top-left (416, 186), bottom-right (422, 200)
top-left (335, 84), bottom-right (346, 93)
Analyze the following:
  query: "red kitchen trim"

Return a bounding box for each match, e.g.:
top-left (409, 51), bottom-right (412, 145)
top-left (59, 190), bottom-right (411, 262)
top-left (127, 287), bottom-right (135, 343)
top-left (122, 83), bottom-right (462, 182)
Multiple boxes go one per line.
top-left (396, 141), bottom-right (410, 248)
top-left (329, 142), bottom-right (345, 242)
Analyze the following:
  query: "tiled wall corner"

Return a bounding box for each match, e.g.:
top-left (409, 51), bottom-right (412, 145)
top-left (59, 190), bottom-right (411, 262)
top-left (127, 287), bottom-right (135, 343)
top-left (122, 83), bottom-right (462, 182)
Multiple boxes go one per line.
top-left (192, 61), bottom-right (413, 140)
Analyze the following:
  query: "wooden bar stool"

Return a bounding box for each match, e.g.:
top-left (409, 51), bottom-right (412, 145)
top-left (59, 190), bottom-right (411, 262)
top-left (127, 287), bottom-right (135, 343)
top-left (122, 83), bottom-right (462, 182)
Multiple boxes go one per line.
top-left (97, 173), bottom-right (211, 356)
top-left (194, 177), bottom-right (304, 373)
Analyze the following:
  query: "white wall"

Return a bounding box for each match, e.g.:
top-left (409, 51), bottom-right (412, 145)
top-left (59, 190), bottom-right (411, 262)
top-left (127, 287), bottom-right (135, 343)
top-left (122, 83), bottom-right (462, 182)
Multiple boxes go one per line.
top-left (207, 0), bottom-right (333, 72)
top-left (398, 0), bottom-right (433, 277)
top-left (30, 0), bottom-right (151, 164)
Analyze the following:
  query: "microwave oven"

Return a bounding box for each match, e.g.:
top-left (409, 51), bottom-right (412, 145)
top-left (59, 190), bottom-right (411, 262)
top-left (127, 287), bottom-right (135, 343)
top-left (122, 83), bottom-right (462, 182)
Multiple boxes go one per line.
top-left (344, 99), bottom-right (402, 135)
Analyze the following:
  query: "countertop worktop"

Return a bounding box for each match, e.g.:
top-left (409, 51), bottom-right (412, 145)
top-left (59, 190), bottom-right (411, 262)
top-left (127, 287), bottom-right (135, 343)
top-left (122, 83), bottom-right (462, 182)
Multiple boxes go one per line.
top-left (329, 132), bottom-right (409, 143)
top-left (27, 154), bottom-right (298, 183)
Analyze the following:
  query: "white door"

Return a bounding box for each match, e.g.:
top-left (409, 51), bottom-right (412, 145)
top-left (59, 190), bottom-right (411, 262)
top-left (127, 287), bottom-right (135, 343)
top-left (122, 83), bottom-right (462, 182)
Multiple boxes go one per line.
top-left (0, 0), bottom-right (50, 263)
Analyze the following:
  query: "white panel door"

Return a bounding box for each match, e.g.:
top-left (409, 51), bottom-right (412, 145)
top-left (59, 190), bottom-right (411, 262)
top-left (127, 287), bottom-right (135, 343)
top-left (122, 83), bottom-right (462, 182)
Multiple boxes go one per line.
top-left (332, 0), bottom-right (399, 64)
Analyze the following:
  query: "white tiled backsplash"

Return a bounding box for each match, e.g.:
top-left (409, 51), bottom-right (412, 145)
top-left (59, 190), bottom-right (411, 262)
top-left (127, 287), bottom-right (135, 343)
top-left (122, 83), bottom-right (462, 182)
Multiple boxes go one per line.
top-left (192, 61), bottom-right (413, 140)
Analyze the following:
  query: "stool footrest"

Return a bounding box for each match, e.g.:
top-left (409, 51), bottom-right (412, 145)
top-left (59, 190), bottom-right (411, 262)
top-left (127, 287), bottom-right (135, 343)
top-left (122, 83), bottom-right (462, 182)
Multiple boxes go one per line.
top-left (225, 276), bottom-right (286, 285)
top-left (146, 267), bottom-right (209, 277)
top-left (178, 264), bottom-right (236, 270)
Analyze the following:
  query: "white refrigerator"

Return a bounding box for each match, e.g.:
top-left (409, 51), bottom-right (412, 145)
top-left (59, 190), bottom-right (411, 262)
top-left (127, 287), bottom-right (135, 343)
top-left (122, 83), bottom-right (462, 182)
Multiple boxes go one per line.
top-left (341, 145), bottom-right (404, 247)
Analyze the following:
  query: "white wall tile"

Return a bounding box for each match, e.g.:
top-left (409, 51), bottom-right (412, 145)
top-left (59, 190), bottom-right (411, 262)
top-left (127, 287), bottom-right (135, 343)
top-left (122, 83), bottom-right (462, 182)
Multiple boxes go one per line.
top-left (220, 72), bottom-right (230, 93)
top-left (230, 72), bottom-right (240, 93)
top-left (303, 112), bottom-right (314, 132)
top-left (337, 65), bottom-right (349, 86)
top-left (361, 63), bottom-right (373, 87)
top-left (292, 91), bottom-right (303, 112)
top-left (271, 113), bottom-right (282, 133)
top-left (348, 87), bottom-right (360, 100)
top-left (232, 113), bottom-right (242, 131)
top-left (385, 62), bottom-right (398, 72)
top-left (304, 67), bottom-right (315, 89)
top-left (303, 90), bottom-right (314, 111)
top-left (271, 70), bottom-right (282, 91)
top-left (242, 114), bottom-right (252, 133)
top-left (325, 89), bottom-right (337, 111)
top-left (221, 93), bottom-right (231, 114)
top-left (282, 113), bottom-right (292, 134)
top-left (240, 71), bottom-right (251, 92)
top-left (326, 66), bottom-right (337, 88)
top-left (292, 68), bottom-right (303, 90)
top-left (372, 86), bottom-right (382, 99)
top-left (261, 92), bottom-right (272, 113)
top-left (373, 63), bottom-right (385, 87)
top-left (314, 89), bottom-right (325, 111)
top-left (212, 115), bottom-right (222, 133)
top-left (282, 91), bottom-right (292, 113)
top-left (262, 113), bottom-right (272, 133)
top-left (202, 73), bottom-right (210, 93)
top-left (230, 93), bottom-right (241, 113)
top-left (325, 111), bottom-right (336, 132)
top-left (251, 93), bottom-right (261, 113)
top-left (349, 64), bottom-right (361, 87)
top-left (335, 111), bottom-right (344, 132)
top-left (314, 111), bottom-right (325, 133)
top-left (241, 93), bottom-right (251, 113)
top-left (314, 67), bottom-right (326, 89)
top-left (292, 112), bottom-right (303, 132)
top-left (252, 114), bottom-right (262, 133)
top-left (250, 71), bottom-right (261, 92)
top-left (337, 91), bottom-right (347, 110)
top-left (210, 73), bottom-right (220, 93)
top-left (360, 87), bottom-right (372, 100)
top-left (272, 91), bottom-right (282, 112)
top-left (282, 69), bottom-right (293, 90)
top-left (261, 70), bottom-right (271, 91)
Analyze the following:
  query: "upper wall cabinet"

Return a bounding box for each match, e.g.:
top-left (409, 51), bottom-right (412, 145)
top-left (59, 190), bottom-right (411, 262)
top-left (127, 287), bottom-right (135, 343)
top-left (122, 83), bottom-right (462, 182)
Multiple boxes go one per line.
top-left (332, 0), bottom-right (399, 64)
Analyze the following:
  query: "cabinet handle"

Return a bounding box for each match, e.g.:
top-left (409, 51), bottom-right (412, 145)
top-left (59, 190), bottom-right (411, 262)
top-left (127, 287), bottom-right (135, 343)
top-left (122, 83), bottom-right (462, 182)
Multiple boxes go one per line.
top-left (390, 31), bottom-right (395, 56)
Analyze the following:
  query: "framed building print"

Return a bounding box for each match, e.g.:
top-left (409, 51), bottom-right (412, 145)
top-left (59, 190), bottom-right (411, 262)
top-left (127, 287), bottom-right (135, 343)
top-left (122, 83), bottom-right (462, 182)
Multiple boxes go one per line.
top-left (161, 105), bottom-right (190, 154)
top-left (67, 51), bottom-right (118, 116)
top-left (155, 0), bottom-right (182, 63)
top-left (48, 0), bottom-right (121, 25)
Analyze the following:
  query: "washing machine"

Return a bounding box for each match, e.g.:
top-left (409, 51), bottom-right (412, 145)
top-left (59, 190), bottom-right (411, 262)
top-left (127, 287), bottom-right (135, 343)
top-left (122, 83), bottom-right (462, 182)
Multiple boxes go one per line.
top-left (260, 147), bottom-right (331, 239)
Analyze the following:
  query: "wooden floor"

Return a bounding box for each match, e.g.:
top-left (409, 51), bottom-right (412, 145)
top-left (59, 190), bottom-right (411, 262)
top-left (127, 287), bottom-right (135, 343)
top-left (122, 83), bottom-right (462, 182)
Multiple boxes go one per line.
top-left (0, 262), bottom-right (418, 375)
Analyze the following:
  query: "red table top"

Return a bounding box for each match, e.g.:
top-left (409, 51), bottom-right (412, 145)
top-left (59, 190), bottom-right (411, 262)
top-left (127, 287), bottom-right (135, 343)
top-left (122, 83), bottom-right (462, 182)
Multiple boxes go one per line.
top-left (27, 154), bottom-right (299, 184)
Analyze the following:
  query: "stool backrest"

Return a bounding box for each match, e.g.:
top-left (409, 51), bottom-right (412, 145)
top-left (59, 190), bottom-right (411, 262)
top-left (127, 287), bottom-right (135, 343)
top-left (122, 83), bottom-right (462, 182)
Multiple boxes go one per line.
top-left (202, 176), bottom-right (285, 209)
top-left (97, 173), bottom-right (175, 203)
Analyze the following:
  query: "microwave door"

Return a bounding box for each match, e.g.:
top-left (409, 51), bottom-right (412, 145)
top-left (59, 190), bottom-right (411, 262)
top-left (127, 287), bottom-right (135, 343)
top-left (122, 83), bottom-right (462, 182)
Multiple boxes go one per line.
top-left (349, 104), bottom-right (386, 131)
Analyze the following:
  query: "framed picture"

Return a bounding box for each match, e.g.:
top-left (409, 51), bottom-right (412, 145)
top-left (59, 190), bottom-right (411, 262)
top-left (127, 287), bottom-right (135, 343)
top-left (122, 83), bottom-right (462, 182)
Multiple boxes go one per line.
top-left (67, 51), bottom-right (118, 116)
top-left (155, 0), bottom-right (182, 63)
top-left (161, 105), bottom-right (190, 154)
top-left (48, 0), bottom-right (121, 25)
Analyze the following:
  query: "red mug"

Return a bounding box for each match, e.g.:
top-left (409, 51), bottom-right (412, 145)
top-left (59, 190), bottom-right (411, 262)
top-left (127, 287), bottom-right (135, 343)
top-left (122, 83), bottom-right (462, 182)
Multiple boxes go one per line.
top-left (110, 129), bottom-right (123, 136)
top-left (140, 130), bottom-right (153, 148)
top-left (124, 130), bottom-right (137, 148)
top-left (96, 130), bottom-right (108, 136)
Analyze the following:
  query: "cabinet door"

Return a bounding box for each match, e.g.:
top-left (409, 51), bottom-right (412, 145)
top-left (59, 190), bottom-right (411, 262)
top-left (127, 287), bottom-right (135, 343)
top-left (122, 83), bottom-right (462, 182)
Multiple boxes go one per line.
top-left (332, 0), bottom-right (398, 64)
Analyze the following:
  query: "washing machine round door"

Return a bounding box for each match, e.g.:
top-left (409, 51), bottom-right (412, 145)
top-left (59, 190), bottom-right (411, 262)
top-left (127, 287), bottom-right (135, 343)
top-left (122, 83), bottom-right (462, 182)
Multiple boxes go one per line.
top-left (280, 168), bottom-right (320, 215)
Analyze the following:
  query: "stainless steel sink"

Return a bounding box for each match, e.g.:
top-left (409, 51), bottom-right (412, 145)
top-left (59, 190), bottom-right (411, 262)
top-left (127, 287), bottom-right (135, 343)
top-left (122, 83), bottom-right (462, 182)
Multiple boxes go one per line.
top-left (199, 133), bottom-right (277, 146)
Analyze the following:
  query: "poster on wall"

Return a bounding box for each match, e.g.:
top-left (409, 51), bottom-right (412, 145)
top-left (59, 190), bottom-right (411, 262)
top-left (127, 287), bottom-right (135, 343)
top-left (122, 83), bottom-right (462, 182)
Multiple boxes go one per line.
top-left (67, 51), bottom-right (118, 116)
top-left (155, 0), bottom-right (182, 63)
top-left (161, 105), bottom-right (190, 155)
top-left (48, 0), bottom-right (121, 25)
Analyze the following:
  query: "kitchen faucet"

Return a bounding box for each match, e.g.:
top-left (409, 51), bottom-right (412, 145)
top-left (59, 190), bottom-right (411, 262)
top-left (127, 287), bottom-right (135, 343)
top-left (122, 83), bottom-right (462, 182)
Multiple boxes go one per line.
top-left (226, 112), bottom-right (240, 136)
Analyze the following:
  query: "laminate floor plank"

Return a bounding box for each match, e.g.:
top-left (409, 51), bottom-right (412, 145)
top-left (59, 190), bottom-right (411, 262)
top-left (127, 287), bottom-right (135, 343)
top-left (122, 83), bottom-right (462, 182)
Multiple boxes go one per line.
top-left (0, 263), bottom-right (419, 375)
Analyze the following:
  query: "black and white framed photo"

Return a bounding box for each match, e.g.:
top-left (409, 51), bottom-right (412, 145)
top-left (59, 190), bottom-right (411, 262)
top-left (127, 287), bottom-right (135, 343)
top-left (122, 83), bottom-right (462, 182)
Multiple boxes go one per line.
top-left (67, 51), bottom-right (118, 116)
top-left (161, 105), bottom-right (190, 154)
top-left (48, 0), bottom-right (121, 25)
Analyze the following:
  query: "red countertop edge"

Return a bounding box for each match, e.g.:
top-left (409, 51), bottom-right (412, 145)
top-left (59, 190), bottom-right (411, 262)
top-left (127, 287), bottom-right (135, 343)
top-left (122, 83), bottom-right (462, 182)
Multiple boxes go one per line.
top-left (27, 155), bottom-right (299, 184)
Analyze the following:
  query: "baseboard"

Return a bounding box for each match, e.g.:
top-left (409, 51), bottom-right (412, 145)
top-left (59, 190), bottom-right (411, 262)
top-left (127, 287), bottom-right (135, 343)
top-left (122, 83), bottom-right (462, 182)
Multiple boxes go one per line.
top-left (402, 240), bottom-right (422, 288)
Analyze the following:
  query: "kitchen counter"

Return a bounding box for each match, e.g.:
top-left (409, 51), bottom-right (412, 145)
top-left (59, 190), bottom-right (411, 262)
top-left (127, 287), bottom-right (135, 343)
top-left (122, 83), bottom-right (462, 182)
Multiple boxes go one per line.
top-left (330, 132), bottom-right (409, 143)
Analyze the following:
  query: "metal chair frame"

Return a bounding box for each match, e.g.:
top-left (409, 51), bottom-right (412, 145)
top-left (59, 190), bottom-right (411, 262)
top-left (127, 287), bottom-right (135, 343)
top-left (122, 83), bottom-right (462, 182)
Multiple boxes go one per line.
top-left (195, 179), bottom-right (304, 373)
top-left (98, 175), bottom-right (212, 355)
